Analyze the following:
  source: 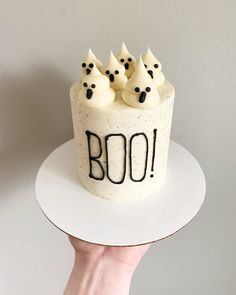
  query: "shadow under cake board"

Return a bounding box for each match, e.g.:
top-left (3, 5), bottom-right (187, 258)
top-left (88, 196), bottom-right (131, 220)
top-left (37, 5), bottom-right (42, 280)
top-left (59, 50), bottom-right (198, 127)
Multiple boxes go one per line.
top-left (36, 140), bottom-right (206, 247)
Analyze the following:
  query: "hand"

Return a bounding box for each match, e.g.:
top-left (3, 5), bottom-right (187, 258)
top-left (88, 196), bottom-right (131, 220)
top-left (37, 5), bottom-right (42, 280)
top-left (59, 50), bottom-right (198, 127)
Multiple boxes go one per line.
top-left (64, 235), bottom-right (150, 295)
top-left (69, 235), bottom-right (150, 270)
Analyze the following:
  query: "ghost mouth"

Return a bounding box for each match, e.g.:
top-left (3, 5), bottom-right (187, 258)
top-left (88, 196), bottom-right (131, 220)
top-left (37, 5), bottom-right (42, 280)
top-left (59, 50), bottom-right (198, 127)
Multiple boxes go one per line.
top-left (109, 73), bottom-right (114, 82)
top-left (86, 88), bottom-right (93, 99)
top-left (86, 68), bottom-right (91, 75)
top-left (125, 63), bottom-right (129, 70)
top-left (147, 70), bottom-right (153, 79)
top-left (139, 91), bottom-right (147, 103)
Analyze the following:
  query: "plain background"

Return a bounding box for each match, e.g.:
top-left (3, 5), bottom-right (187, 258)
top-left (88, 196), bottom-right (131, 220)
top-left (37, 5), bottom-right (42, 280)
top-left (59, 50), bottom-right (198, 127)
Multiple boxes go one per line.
top-left (0, 0), bottom-right (235, 294)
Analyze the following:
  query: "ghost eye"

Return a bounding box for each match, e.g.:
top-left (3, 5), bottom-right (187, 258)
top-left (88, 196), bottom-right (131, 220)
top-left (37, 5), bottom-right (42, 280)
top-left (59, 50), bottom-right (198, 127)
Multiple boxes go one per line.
top-left (89, 63), bottom-right (94, 68)
top-left (120, 58), bottom-right (124, 62)
top-left (154, 64), bottom-right (159, 68)
top-left (83, 82), bottom-right (87, 87)
top-left (115, 70), bottom-right (119, 74)
top-left (82, 63), bottom-right (86, 68)
top-left (144, 64), bottom-right (147, 68)
top-left (105, 70), bottom-right (110, 75)
top-left (146, 87), bottom-right (151, 92)
top-left (135, 87), bottom-right (140, 93)
top-left (91, 84), bottom-right (96, 88)
top-left (128, 58), bottom-right (132, 62)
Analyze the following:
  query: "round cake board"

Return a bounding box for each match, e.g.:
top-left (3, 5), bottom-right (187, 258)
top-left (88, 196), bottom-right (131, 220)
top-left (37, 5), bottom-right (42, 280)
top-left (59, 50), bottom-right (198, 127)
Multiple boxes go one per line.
top-left (36, 139), bottom-right (206, 247)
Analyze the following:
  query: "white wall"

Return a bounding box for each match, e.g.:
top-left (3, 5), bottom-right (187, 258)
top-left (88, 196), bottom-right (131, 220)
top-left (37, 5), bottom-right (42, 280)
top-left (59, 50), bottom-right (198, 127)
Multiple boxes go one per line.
top-left (0, 0), bottom-right (235, 294)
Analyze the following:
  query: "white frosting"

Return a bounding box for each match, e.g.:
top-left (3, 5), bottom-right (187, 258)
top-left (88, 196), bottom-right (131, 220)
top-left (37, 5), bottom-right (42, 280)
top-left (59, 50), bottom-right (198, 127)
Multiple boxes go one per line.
top-left (116, 42), bottom-right (136, 78)
top-left (70, 81), bottom-right (174, 201)
top-left (70, 47), bottom-right (175, 201)
top-left (81, 48), bottom-right (102, 78)
top-left (142, 47), bottom-right (165, 88)
top-left (103, 51), bottom-right (127, 90)
top-left (78, 64), bottom-right (115, 108)
top-left (122, 57), bottom-right (160, 109)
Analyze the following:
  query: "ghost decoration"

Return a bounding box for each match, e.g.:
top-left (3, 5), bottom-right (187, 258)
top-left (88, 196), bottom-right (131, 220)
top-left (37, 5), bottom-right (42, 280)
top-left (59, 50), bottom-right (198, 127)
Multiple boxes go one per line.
top-left (103, 51), bottom-right (127, 90)
top-left (116, 43), bottom-right (136, 78)
top-left (142, 48), bottom-right (165, 88)
top-left (81, 48), bottom-right (102, 78)
top-left (122, 57), bottom-right (160, 109)
top-left (79, 64), bottom-right (115, 108)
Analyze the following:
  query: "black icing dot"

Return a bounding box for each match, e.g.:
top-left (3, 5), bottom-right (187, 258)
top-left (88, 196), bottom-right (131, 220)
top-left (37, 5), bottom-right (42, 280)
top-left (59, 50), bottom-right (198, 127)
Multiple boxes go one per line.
top-left (135, 87), bottom-right (140, 93)
top-left (154, 64), bottom-right (159, 68)
top-left (128, 57), bottom-right (132, 62)
top-left (144, 64), bottom-right (147, 68)
top-left (91, 84), bottom-right (96, 88)
top-left (115, 70), bottom-right (119, 74)
top-left (83, 82), bottom-right (87, 87)
top-left (105, 70), bottom-right (110, 75)
top-left (82, 63), bottom-right (86, 68)
top-left (150, 174), bottom-right (154, 178)
top-left (146, 87), bottom-right (151, 92)
top-left (120, 58), bottom-right (124, 62)
top-left (89, 63), bottom-right (94, 68)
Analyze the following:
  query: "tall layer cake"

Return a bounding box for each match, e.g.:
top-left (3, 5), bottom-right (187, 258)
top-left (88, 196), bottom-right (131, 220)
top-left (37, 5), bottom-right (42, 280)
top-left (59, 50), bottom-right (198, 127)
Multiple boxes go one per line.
top-left (70, 43), bottom-right (175, 201)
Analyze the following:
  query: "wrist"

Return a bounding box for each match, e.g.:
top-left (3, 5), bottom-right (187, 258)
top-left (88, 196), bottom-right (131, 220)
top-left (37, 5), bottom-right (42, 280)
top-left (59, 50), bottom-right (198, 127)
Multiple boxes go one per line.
top-left (73, 253), bottom-right (134, 295)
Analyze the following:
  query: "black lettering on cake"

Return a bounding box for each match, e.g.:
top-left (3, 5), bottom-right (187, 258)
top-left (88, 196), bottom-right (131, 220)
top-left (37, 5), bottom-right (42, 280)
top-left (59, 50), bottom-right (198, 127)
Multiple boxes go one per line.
top-left (150, 129), bottom-right (157, 178)
top-left (129, 133), bottom-right (149, 182)
top-left (85, 129), bottom-right (157, 183)
top-left (105, 134), bottom-right (127, 184)
top-left (85, 130), bottom-right (105, 180)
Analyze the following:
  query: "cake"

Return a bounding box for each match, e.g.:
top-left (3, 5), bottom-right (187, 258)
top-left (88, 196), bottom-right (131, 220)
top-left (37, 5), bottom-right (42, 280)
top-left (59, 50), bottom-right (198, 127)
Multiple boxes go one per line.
top-left (70, 43), bottom-right (175, 201)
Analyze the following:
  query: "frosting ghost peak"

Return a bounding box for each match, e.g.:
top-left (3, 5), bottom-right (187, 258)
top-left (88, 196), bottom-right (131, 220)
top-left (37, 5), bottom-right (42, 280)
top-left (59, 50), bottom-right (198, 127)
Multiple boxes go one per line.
top-left (143, 47), bottom-right (162, 70)
top-left (79, 64), bottom-right (115, 108)
top-left (125, 56), bottom-right (154, 92)
top-left (116, 42), bottom-right (136, 78)
top-left (118, 42), bottom-right (130, 56)
top-left (142, 47), bottom-right (165, 87)
top-left (103, 51), bottom-right (127, 90)
top-left (81, 48), bottom-right (102, 77)
top-left (109, 51), bottom-right (125, 72)
top-left (82, 64), bottom-right (109, 89)
top-left (122, 57), bottom-right (160, 109)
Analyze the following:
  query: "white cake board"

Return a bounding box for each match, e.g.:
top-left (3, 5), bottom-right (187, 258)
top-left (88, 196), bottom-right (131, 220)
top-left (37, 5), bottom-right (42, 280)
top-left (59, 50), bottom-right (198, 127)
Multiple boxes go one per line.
top-left (36, 139), bottom-right (206, 246)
